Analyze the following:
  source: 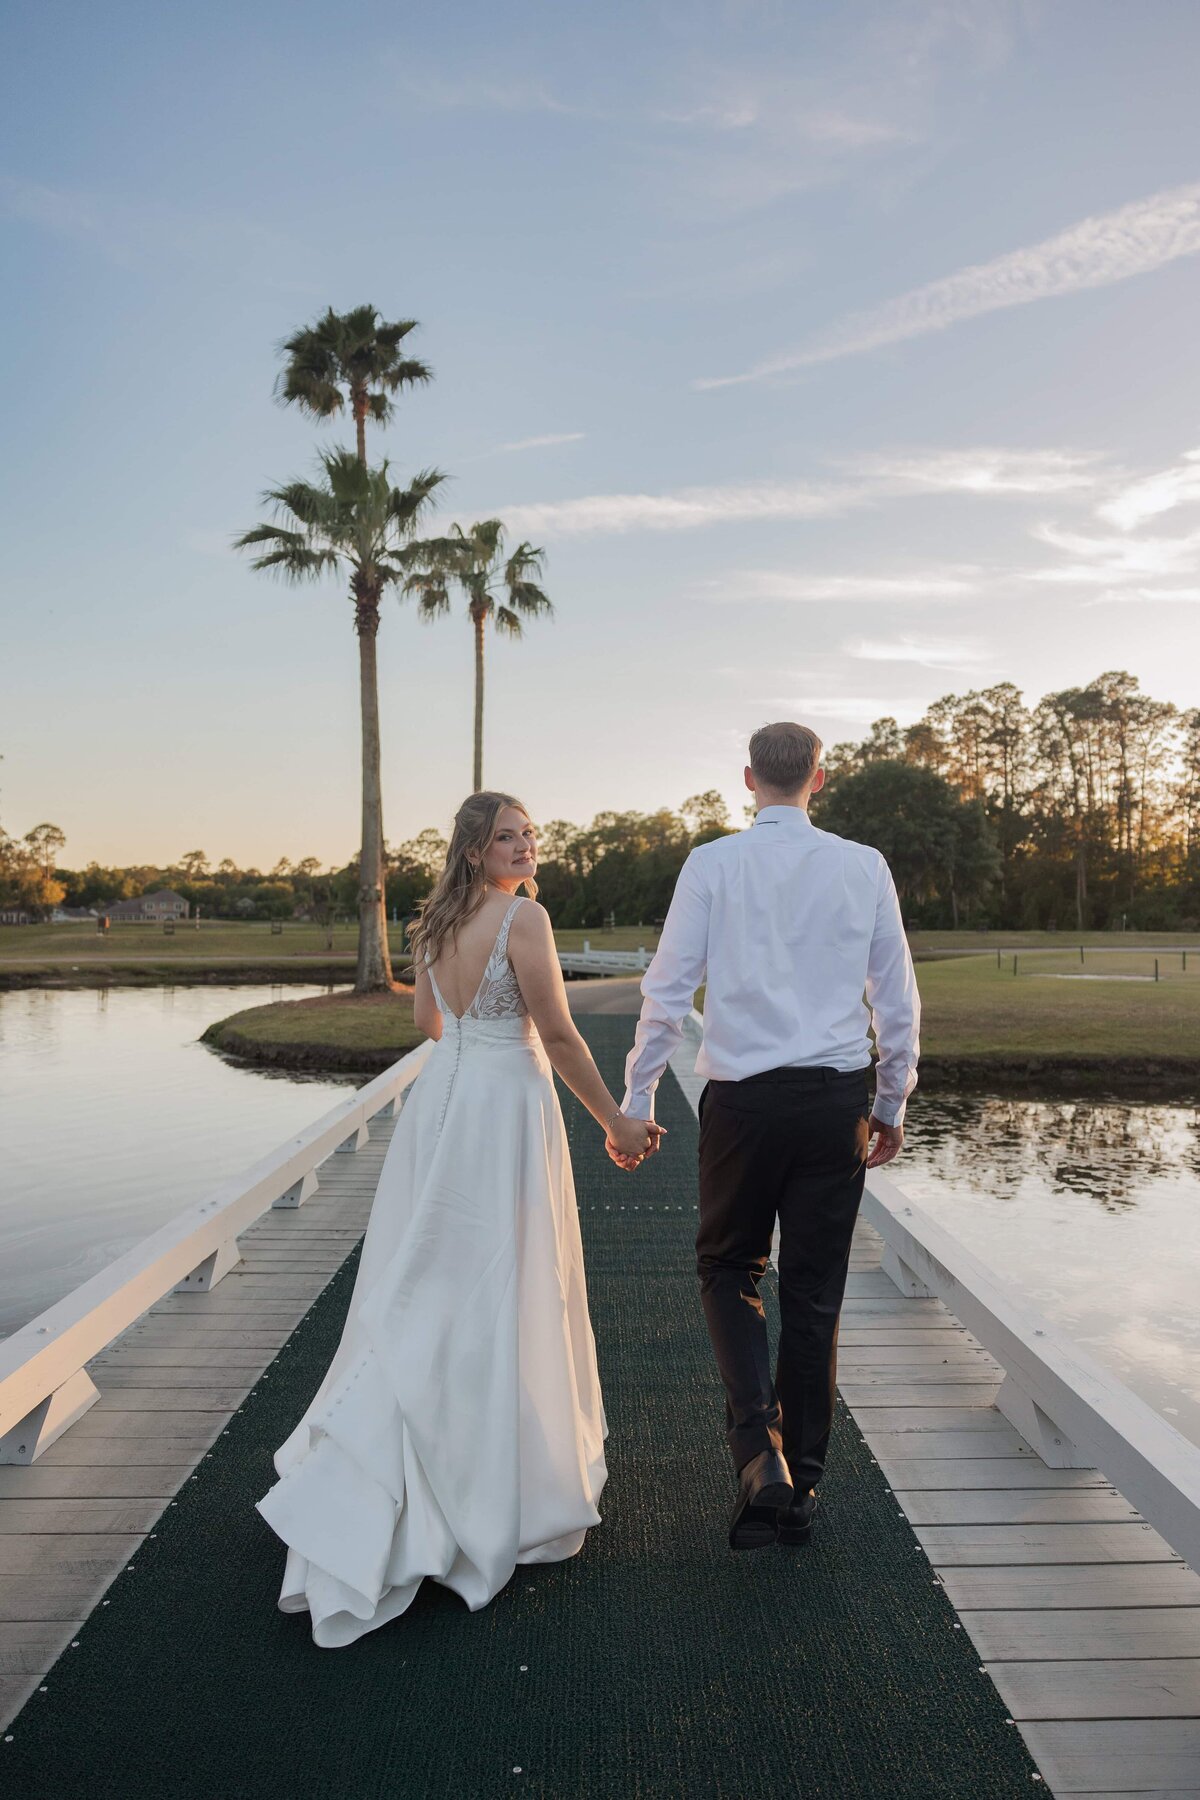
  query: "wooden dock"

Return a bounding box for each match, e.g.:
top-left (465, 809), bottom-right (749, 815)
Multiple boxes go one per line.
top-left (0, 1112), bottom-right (399, 1732)
top-left (3, 986), bottom-right (1199, 1793)
top-left (840, 1224), bottom-right (1200, 1796)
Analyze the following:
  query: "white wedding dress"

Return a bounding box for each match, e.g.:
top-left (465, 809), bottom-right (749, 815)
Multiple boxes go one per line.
top-left (255, 895), bottom-right (608, 1647)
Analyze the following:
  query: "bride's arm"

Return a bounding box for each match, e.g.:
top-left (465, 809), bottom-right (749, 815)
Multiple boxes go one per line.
top-left (508, 903), bottom-right (664, 1159)
top-left (413, 964), bottom-right (443, 1041)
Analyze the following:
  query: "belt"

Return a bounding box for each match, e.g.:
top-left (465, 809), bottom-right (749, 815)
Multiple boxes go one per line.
top-left (709, 1063), bottom-right (871, 1088)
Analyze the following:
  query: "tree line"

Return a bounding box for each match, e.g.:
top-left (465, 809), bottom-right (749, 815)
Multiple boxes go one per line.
top-left (5, 670), bottom-right (1198, 934)
top-left (816, 672), bottom-right (1199, 929)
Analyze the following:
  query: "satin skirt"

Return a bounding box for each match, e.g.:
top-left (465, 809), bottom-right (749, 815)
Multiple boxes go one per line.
top-left (254, 1015), bottom-right (608, 1647)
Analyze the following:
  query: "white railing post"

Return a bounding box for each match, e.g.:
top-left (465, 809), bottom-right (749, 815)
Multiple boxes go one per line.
top-left (995, 1373), bottom-right (1088, 1468)
top-left (173, 1236), bottom-right (242, 1292)
top-left (879, 1242), bottom-right (934, 1298)
top-left (0, 1369), bottom-right (100, 1465)
top-left (274, 1169), bottom-right (319, 1209)
top-left (0, 1038), bottom-right (433, 1463)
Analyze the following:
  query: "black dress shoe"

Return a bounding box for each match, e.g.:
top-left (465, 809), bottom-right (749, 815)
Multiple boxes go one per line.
top-left (777, 1489), bottom-right (816, 1545)
top-left (728, 1448), bottom-right (794, 1550)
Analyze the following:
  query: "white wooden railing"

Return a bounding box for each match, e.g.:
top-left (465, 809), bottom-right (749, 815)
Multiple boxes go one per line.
top-left (861, 1172), bottom-right (1200, 1573)
top-left (669, 1011), bottom-right (1200, 1572)
top-left (558, 947), bottom-right (652, 976)
top-left (0, 1039), bottom-right (432, 1465)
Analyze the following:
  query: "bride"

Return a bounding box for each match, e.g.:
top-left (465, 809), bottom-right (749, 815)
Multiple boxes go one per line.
top-left (255, 791), bottom-right (662, 1647)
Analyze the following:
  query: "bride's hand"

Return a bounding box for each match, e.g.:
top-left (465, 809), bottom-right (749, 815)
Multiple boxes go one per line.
top-left (605, 1114), bottom-right (668, 1167)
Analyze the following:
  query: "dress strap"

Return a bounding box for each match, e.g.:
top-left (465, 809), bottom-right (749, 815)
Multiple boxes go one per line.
top-left (491, 894), bottom-right (526, 966)
top-left (424, 953), bottom-right (448, 1015)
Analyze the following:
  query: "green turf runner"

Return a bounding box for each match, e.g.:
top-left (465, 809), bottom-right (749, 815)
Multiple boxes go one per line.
top-left (3, 1016), bottom-right (1038, 1797)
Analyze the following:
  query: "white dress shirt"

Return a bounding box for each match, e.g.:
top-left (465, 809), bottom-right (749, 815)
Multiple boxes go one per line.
top-left (622, 805), bottom-right (921, 1127)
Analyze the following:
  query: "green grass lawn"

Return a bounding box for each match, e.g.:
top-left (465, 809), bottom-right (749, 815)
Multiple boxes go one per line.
top-left (914, 952), bottom-right (1200, 1057)
top-left (203, 989), bottom-right (423, 1065)
top-left (0, 919), bottom-right (663, 970)
top-left (202, 950), bottom-right (1200, 1076)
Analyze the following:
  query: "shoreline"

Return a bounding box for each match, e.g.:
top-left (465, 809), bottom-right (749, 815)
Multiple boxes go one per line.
top-left (202, 1018), bottom-right (1199, 1099)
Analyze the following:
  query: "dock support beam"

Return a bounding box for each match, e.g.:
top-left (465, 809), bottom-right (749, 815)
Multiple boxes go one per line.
top-left (273, 1170), bottom-right (319, 1209)
top-left (880, 1244), bottom-right (935, 1298)
top-left (996, 1373), bottom-right (1092, 1468)
top-left (0, 1368), bottom-right (101, 1464)
top-left (173, 1237), bottom-right (242, 1292)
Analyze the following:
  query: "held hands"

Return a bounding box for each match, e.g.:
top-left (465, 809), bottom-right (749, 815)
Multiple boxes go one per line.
top-left (866, 1114), bottom-right (904, 1169)
top-left (605, 1111), bottom-right (668, 1172)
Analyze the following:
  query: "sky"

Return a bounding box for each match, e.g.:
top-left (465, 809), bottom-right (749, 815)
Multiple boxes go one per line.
top-left (2, 0), bottom-right (1200, 869)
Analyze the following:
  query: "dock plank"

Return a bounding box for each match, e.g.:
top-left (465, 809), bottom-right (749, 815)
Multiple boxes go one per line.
top-left (914, 1522), bottom-right (1181, 1565)
top-left (896, 1490), bottom-right (1137, 1526)
top-left (1018, 1719), bottom-right (1200, 1793)
top-left (988, 1657), bottom-right (1200, 1720)
top-left (940, 1564), bottom-right (1200, 1611)
top-left (0, 1499), bottom-right (170, 1534)
top-left (875, 1458), bottom-right (1110, 1490)
top-left (965, 1609), bottom-right (1200, 1662)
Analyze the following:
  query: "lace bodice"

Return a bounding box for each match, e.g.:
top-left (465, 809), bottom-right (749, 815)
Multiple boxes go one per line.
top-left (427, 895), bottom-right (529, 1022)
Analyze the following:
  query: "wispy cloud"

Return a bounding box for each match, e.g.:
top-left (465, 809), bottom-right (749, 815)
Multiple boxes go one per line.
top-left (0, 174), bottom-right (296, 276)
top-left (499, 480), bottom-right (863, 537)
top-left (1096, 447), bottom-right (1200, 530)
top-left (394, 73), bottom-right (588, 117)
top-left (1029, 523), bottom-right (1200, 582)
top-left (842, 447), bottom-right (1101, 496)
top-left (696, 180), bottom-right (1200, 388)
top-left (1082, 587), bottom-right (1200, 605)
top-left (765, 695), bottom-right (925, 725)
top-left (495, 432), bottom-right (585, 455)
top-left (701, 568), bottom-right (981, 603)
top-left (845, 634), bottom-right (989, 666)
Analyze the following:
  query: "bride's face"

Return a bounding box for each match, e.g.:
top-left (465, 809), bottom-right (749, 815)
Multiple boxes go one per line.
top-left (482, 807), bottom-right (538, 885)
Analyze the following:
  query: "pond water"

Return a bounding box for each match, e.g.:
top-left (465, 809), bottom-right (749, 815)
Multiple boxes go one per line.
top-left (898, 1091), bottom-right (1200, 1446)
top-left (0, 985), bottom-right (350, 1337)
top-left (1, 985), bottom-right (1197, 1451)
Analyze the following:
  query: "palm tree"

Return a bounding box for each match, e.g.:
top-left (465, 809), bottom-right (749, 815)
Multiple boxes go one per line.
top-left (401, 520), bottom-right (553, 791)
top-left (277, 305), bottom-right (432, 467)
top-left (236, 449), bottom-right (443, 991)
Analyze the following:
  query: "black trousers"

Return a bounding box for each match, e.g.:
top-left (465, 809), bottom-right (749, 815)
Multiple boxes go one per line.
top-left (696, 1064), bottom-right (871, 1490)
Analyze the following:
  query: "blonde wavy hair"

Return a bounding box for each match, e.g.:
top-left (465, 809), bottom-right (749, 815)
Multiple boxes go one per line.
top-left (408, 791), bottom-right (539, 970)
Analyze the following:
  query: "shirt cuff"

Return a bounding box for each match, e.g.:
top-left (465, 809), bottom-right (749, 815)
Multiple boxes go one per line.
top-left (870, 1095), bottom-right (906, 1128)
top-left (621, 1089), bottom-right (655, 1120)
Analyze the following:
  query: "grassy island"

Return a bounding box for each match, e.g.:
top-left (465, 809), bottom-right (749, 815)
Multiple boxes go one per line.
top-left (200, 949), bottom-right (1200, 1097)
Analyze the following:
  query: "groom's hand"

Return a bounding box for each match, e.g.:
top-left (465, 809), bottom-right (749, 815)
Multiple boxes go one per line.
top-left (866, 1115), bottom-right (903, 1168)
top-left (605, 1116), bottom-right (668, 1171)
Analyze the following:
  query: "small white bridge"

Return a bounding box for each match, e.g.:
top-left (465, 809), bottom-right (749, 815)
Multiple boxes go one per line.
top-left (1, 1002), bottom-right (1199, 1791)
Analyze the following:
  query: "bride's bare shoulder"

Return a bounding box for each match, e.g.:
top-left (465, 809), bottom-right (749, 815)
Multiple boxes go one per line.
top-left (508, 897), bottom-right (554, 947)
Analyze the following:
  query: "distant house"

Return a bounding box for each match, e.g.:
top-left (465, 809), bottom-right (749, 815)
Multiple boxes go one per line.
top-left (104, 889), bottom-right (190, 923)
top-left (0, 907), bottom-right (31, 925)
top-left (50, 906), bottom-right (99, 924)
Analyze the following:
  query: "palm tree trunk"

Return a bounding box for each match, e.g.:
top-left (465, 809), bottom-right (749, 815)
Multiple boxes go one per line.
top-left (355, 609), bottom-right (394, 992)
top-left (473, 607), bottom-right (486, 792)
top-left (353, 381), bottom-right (368, 466)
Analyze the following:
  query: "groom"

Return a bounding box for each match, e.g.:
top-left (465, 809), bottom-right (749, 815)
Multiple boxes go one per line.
top-left (618, 722), bottom-right (920, 1549)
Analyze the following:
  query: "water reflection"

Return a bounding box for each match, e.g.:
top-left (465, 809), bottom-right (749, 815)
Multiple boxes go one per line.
top-left (2, 987), bottom-right (1197, 1453)
top-left (0, 984), bottom-right (354, 1337)
top-left (901, 1092), bottom-right (1200, 1448)
top-left (908, 1095), bottom-right (1200, 1211)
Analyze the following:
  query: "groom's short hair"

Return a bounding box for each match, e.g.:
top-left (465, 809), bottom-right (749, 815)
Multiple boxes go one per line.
top-left (749, 721), bottom-right (823, 794)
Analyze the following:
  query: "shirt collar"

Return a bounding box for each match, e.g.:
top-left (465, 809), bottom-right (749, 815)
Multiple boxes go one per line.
top-left (752, 805), bottom-right (815, 829)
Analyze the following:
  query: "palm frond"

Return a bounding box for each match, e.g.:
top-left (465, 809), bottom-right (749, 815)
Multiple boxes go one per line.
top-left (401, 575), bottom-right (453, 620)
top-left (493, 605), bottom-right (525, 638)
top-left (389, 468), bottom-right (447, 532)
top-left (507, 579), bottom-right (553, 616)
top-left (504, 540), bottom-right (546, 586)
top-left (234, 524), bottom-right (339, 580)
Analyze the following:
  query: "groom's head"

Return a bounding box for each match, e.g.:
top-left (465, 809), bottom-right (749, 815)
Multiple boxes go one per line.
top-left (745, 721), bottom-right (825, 809)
